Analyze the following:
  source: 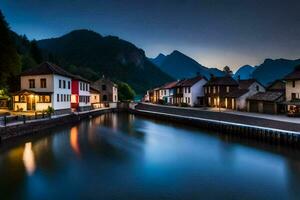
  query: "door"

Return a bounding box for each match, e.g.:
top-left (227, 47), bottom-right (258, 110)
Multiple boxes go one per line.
top-left (249, 101), bottom-right (259, 112)
top-left (263, 102), bottom-right (275, 114)
top-left (26, 96), bottom-right (36, 111)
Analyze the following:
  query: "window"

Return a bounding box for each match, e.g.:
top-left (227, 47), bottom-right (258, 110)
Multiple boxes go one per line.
top-left (86, 84), bottom-right (88, 91)
top-left (292, 93), bottom-right (297, 100)
top-left (29, 79), bottom-right (35, 88)
top-left (102, 84), bottom-right (106, 91)
top-left (68, 81), bottom-right (70, 89)
top-left (64, 94), bottom-right (66, 102)
top-left (293, 81), bottom-right (296, 88)
top-left (39, 95), bottom-right (51, 103)
top-left (256, 85), bottom-right (259, 91)
top-left (40, 79), bottom-right (47, 88)
top-left (226, 86), bottom-right (230, 93)
top-left (213, 86), bottom-right (216, 94)
top-left (188, 87), bottom-right (191, 93)
top-left (63, 80), bottom-right (66, 89)
top-left (57, 94), bottom-right (60, 102)
top-left (208, 87), bottom-right (211, 94)
top-left (14, 96), bottom-right (19, 102)
top-left (164, 90), bottom-right (166, 95)
top-left (61, 94), bottom-right (63, 102)
top-left (59, 80), bottom-right (62, 88)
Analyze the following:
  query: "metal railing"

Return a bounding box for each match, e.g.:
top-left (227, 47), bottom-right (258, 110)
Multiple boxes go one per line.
top-left (0, 112), bottom-right (52, 127)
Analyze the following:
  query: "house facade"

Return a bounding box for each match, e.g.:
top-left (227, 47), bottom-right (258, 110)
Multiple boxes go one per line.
top-left (246, 79), bottom-right (286, 114)
top-left (90, 86), bottom-right (102, 109)
top-left (71, 75), bottom-right (91, 111)
top-left (284, 65), bottom-right (300, 115)
top-left (224, 79), bottom-right (265, 110)
top-left (13, 62), bottom-right (72, 114)
top-left (180, 76), bottom-right (207, 107)
top-left (204, 76), bottom-right (239, 108)
top-left (92, 76), bottom-right (118, 103)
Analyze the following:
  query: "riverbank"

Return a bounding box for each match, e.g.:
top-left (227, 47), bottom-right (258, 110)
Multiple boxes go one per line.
top-left (0, 107), bottom-right (118, 142)
top-left (132, 103), bottom-right (300, 146)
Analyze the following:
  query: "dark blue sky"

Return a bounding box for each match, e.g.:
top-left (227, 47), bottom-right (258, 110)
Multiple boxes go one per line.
top-left (1, 0), bottom-right (299, 70)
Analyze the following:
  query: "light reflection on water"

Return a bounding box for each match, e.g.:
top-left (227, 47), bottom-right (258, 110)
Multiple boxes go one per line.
top-left (22, 143), bottom-right (35, 176)
top-left (0, 113), bottom-right (300, 199)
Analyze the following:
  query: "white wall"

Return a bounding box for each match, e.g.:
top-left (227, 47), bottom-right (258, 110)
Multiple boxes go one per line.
top-left (286, 80), bottom-right (300, 101)
top-left (52, 75), bottom-right (72, 110)
top-left (112, 86), bottom-right (118, 102)
top-left (183, 79), bottom-right (207, 106)
top-left (78, 81), bottom-right (91, 107)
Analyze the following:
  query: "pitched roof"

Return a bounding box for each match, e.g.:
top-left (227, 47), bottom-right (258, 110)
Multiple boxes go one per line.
top-left (205, 76), bottom-right (238, 86)
top-left (247, 91), bottom-right (283, 102)
top-left (284, 66), bottom-right (300, 80)
top-left (238, 79), bottom-right (257, 89)
top-left (179, 76), bottom-right (206, 87)
top-left (21, 62), bottom-right (74, 78)
top-left (71, 74), bottom-right (91, 83)
top-left (225, 89), bottom-right (249, 98)
top-left (162, 81), bottom-right (179, 89)
top-left (90, 86), bottom-right (101, 93)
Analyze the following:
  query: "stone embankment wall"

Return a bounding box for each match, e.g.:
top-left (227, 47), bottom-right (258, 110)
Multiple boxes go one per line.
top-left (0, 108), bottom-right (117, 142)
top-left (131, 103), bottom-right (300, 147)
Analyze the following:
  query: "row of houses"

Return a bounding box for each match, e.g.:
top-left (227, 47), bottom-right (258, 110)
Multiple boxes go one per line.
top-left (144, 65), bottom-right (300, 116)
top-left (12, 62), bottom-right (118, 114)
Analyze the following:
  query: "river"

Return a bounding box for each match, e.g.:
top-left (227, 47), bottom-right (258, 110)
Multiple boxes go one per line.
top-left (0, 113), bottom-right (300, 199)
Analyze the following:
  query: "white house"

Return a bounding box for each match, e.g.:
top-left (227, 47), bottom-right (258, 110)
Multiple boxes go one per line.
top-left (225, 79), bottom-right (265, 110)
top-left (13, 62), bottom-right (73, 114)
top-left (178, 76), bottom-right (207, 107)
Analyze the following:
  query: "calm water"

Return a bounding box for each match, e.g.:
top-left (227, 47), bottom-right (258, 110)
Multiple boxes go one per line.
top-left (1, 113), bottom-right (300, 200)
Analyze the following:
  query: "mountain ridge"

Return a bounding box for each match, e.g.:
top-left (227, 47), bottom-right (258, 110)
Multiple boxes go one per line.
top-left (37, 29), bottom-right (174, 94)
top-left (150, 50), bottom-right (224, 79)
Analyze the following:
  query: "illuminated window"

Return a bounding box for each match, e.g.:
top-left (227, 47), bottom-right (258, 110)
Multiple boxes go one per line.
top-left (14, 96), bottom-right (19, 102)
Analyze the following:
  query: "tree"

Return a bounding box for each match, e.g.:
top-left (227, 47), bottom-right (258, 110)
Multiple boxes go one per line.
top-left (117, 82), bottom-right (136, 101)
top-left (30, 39), bottom-right (43, 63)
top-left (223, 66), bottom-right (233, 76)
top-left (0, 10), bottom-right (21, 89)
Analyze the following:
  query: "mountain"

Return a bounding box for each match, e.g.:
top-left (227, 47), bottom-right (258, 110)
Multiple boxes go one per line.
top-left (233, 65), bottom-right (255, 80)
top-left (252, 58), bottom-right (300, 86)
top-left (37, 29), bottom-right (174, 94)
top-left (150, 53), bottom-right (166, 66)
top-left (150, 50), bottom-right (224, 79)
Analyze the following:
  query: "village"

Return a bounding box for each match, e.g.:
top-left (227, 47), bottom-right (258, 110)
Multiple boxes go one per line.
top-left (0, 62), bottom-right (118, 123)
top-left (143, 65), bottom-right (300, 117)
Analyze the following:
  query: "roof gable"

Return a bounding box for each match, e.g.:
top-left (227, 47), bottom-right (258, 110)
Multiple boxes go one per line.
top-left (21, 62), bottom-right (73, 78)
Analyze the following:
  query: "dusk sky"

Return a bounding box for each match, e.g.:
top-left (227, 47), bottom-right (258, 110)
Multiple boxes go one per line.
top-left (1, 0), bottom-right (299, 70)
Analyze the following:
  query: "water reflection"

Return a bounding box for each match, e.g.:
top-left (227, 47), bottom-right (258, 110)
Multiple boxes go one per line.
top-left (0, 113), bottom-right (300, 199)
top-left (22, 142), bottom-right (36, 176)
top-left (70, 126), bottom-right (80, 156)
